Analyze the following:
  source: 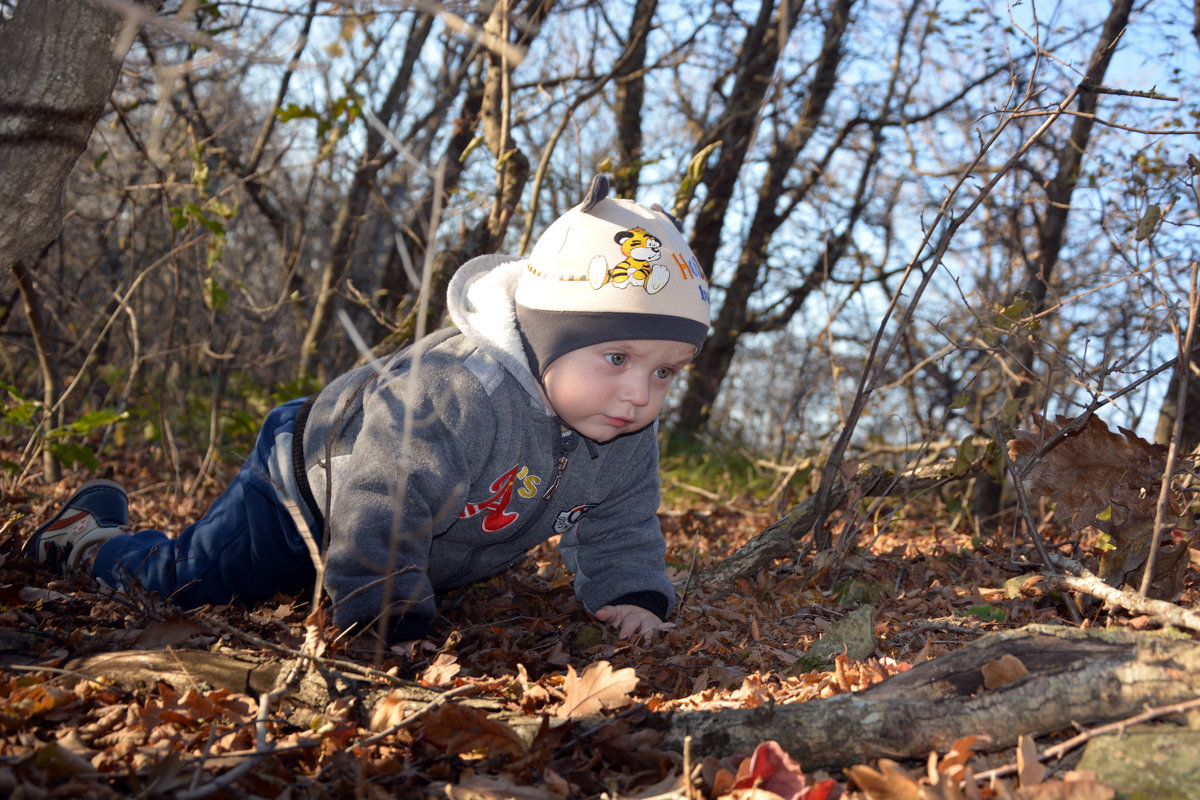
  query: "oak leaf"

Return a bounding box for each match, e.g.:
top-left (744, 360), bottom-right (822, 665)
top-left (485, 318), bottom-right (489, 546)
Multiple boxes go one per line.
top-left (1008, 414), bottom-right (1194, 596)
top-left (845, 759), bottom-right (919, 800)
top-left (1007, 415), bottom-right (1170, 535)
top-left (0, 682), bottom-right (76, 731)
top-left (421, 702), bottom-right (525, 758)
top-left (1018, 771), bottom-right (1116, 800)
top-left (445, 770), bottom-right (561, 799)
top-left (421, 652), bottom-right (462, 687)
top-left (556, 660), bottom-right (639, 718)
top-left (1017, 734), bottom-right (1047, 787)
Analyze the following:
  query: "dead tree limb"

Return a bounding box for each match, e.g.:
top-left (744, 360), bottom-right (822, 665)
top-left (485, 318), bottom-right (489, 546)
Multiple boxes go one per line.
top-left (1046, 553), bottom-right (1200, 634)
top-left (654, 624), bottom-right (1200, 766)
top-left (693, 459), bottom-right (979, 586)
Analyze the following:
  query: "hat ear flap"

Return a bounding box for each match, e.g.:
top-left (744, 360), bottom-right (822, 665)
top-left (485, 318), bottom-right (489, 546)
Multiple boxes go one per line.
top-left (580, 174), bottom-right (611, 213)
top-left (650, 203), bottom-right (685, 233)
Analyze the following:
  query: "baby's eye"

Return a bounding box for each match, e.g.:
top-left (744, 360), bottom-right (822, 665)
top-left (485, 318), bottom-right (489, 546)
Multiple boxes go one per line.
top-left (654, 366), bottom-right (676, 380)
top-left (605, 353), bottom-right (627, 367)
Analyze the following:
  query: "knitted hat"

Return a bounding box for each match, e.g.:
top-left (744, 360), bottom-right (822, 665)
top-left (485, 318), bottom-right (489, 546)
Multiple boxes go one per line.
top-left (515, 175), bottom-right (711, 379)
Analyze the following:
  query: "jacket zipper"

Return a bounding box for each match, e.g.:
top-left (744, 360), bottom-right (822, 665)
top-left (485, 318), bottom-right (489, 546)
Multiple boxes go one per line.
top-left (439, 428), bottom-right (573, 586)
top-left (541, 454), bottom-right (570, 500)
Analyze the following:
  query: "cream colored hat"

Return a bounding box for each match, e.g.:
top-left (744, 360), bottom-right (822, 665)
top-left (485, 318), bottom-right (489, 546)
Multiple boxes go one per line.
top-left (514, 175), bottom-right (711, 379)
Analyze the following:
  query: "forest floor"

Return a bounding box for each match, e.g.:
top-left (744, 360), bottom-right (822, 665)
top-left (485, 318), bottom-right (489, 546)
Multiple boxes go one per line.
top-left (1, 440), bottom-right (1197, 799)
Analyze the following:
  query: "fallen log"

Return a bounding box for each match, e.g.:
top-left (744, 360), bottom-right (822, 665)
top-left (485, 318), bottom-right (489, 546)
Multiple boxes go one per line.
top-left (653, 624), bottom-right (1200, 766)
top-left (61, 648), bottom-right (285, 695)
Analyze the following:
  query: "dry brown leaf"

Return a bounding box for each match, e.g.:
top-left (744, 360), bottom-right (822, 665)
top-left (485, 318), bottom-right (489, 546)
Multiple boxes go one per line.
top-left (936, 735), bottom-right (986, 776)
top-left (421, 652), bottom-right (462, 687)
top-left (1008, 415), bottom-right (1170, 533)
top-left (981, 654), bottom-right (1029, 689)
top-left (369, 692), bottom-right (412, 732)
top-left (628, 772), bottom-right (690, 798)
top-left (846, 759), bottom-right (920, 800)
top-left (421, 703), bottom-right (526, 758)
top-left (555, 661), bottom-right (639, 718)
top-left (726, 789), bottom-right (788, 800)
top-left (0, 682), bottom-right (77, 731)
top-left (1015, 734), bottom-right (1047, 787)
top-left (1007, 414), bottom-right (1193, 593)
top-left (445, 768), bottom-right (563, 799)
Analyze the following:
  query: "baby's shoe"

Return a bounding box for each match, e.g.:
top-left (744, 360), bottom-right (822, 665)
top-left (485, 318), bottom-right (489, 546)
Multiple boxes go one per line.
top-left (22, 479), bottom-right (130, 572)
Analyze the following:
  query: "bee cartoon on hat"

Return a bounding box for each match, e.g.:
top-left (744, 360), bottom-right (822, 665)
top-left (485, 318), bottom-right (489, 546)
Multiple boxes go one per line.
top-left (587, 226), bottom-right (670, 294)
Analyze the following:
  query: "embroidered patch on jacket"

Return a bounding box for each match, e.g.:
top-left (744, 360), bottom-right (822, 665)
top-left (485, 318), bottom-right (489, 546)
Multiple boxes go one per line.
top-left (460, 464), bottom-right (541, 533)
top-left (553, 503), bottom-right (598, 534)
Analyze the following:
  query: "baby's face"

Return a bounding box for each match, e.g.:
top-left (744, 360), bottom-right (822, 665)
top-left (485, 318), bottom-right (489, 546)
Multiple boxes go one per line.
top-left (541, 339), bottom-right (696, 442)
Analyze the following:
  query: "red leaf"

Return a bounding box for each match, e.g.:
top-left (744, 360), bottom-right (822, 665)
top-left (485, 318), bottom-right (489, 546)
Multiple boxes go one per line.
top-left (731, 740), bottom-right (842, 800)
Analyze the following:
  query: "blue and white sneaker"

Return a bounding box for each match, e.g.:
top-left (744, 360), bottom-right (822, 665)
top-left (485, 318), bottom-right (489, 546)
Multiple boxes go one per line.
top-left (22, 479), bottom-right (130, 572)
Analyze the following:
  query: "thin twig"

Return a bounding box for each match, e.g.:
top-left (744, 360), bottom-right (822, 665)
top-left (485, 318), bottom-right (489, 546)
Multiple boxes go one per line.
top-left (993, 420), bottom-right (1082, 624)
top-left (355, 683), bottom-right (480, 747)
top-left (197, 613), bottom-right (423, 689)
top-left (972, 696), bottom-right (1200, 784)
top-left (1140, 263), bottom-right (1199, 596)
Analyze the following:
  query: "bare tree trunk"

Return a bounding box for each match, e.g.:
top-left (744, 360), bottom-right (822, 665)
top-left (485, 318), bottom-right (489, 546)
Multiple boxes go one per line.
top-left (1154, 353), bottom-right (1200, 453)
top-left (0, 0), bottom-right (161, 478)
top-left (1194, 0), bottom-right (1200, 51)
top-left (611, 0), bottom-right (657, 199)
top-left (0, 0), bottom-right (161, 269)
top-left (672, 0), bottom-right (844, 440)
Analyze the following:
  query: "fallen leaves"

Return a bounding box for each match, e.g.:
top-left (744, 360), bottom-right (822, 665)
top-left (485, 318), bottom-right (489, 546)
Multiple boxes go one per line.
top-left (2, 451), bottom-right (1181, 799)
top-left (980, 654), bottom-right (1028, 689)
top-left (422, 651), bottom-right (463, 686)
top-left (846, 735), bottom-right (1117, 800)
top-left (0, 679), bottom-right (76, 731)
top-left (556, 660), bottom-right (639, 718)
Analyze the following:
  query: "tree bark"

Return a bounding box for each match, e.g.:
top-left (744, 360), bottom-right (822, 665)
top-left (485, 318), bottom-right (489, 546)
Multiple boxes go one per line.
top-left (655, 625), bottom-right (1200, 766)
top-left (611, 0), bottom-right (657, 199)
top-left (672, 0), bottom-right (848, 440)
top-left (0, 0), bottom-right (162, 269)
top-left (1153, 350), bottom-right (1200, 454)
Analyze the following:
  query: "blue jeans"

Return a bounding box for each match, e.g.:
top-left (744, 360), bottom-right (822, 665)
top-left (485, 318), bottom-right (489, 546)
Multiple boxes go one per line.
top-left (93, 398), bottom-right (317, 609)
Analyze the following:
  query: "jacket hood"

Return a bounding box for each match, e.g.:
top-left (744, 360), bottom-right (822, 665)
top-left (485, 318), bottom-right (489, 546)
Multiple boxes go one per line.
top-left (446, 253), bottom-right (546, 405)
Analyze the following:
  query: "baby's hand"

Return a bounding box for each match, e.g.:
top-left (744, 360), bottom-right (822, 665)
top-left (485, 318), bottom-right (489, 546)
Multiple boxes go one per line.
top-left (594, 604), bottom-right (670, 639)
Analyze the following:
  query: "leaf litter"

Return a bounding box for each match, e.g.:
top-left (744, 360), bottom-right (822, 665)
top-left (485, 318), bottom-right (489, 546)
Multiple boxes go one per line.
top-left (0, 423), bottom-right (1197, 798)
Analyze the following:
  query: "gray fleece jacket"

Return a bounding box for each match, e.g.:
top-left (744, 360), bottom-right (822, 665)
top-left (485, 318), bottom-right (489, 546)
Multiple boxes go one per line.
top-left (292, 254), bottom-right (675, 640)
